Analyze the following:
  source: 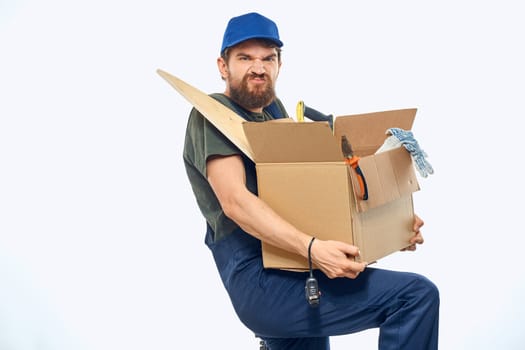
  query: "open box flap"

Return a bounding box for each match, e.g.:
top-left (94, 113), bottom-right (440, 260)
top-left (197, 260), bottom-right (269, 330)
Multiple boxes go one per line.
top-left (243, 121), bottom-right (342, 163)
top-left (157, 69), bottom-right (256, 160)
top-left (334, 109), bottom-right (417, 156)
top-left (349, 147), bottom-right (420, 212)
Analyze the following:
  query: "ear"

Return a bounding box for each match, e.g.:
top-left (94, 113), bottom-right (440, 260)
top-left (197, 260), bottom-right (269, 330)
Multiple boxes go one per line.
top-left (276, 60), bottom-right (282, 78)
top-left (217, 57), bottom-right (228, 79)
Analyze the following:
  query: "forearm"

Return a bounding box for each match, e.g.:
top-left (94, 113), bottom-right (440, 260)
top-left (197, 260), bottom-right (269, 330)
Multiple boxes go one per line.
top-left (223, 188), bottom-right (312, 259)
top-left (208, 154), bottom-right (366, 278)
top-left (206, 154), bottom-right (312, 258)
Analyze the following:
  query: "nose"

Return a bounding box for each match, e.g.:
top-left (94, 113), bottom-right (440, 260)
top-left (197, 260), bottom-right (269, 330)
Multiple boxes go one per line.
top-left (250, 59), bottom-right (265, 74)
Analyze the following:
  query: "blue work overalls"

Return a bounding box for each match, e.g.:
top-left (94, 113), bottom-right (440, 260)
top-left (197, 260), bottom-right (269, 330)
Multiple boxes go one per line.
top-left (205, 225), bottom-right (439, 350)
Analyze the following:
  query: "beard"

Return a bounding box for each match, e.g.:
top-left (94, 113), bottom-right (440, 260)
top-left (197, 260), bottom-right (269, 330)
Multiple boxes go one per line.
top-left (228, 73), bottom-right (276, 110)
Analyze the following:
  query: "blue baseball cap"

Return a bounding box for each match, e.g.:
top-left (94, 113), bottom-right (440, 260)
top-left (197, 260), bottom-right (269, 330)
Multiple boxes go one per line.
top-left (220, 12), bottom-right (283, 54)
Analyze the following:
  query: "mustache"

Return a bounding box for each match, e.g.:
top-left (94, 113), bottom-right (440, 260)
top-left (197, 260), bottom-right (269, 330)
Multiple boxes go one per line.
top-left (247, 72), bottom-right (268, 80)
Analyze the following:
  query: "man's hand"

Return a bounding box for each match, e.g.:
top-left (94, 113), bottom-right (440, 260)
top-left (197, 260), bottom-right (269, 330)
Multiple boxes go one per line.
top-left (310, 240), bottom-right (367, 279)
top-left (402, 214), bottom-right (425, 251)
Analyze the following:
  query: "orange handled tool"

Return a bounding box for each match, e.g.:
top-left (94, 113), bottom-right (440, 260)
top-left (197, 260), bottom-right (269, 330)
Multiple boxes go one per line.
top-left (341, 135), bottom-right (369, 200)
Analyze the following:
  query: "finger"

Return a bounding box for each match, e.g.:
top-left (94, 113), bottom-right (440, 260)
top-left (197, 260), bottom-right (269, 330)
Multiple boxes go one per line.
top-left (344, 261), bottom-right (367, 275)
top-left (339, 243), bottom-right (361, 258)
top-left (402, 244), bottom-right (417, 251)
top-left (343, 266), bottom-right (365, 279)
top-left (413, 215), bottom-right (424, 231)
top-left (344, 271), bottom-right (360, 279)
top-left (410, 234), bottom-right (424, 245)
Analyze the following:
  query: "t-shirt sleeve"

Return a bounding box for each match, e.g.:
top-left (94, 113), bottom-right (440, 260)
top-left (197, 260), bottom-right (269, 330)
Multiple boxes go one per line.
top-left (184, 107), bottom-right (241, 178)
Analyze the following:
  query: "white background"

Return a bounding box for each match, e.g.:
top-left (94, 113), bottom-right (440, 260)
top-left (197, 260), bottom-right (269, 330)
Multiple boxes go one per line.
top-left (1, 1), bottom-right (523, 349)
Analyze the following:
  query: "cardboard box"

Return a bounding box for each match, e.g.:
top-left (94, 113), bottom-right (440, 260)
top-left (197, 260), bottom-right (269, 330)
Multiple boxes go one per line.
top-left (251, 110), bottom-right (419, 270)
top-left (157, 70), bottom-right (420, 270)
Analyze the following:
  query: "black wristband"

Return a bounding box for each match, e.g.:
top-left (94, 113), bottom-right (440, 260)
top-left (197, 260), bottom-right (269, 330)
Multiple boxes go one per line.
top-left (308, 237), bottom-right (316, 276)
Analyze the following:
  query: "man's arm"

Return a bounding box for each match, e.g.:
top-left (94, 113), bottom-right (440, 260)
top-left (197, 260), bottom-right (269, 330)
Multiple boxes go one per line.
top-left (207, 154), bottom-right (367, 279)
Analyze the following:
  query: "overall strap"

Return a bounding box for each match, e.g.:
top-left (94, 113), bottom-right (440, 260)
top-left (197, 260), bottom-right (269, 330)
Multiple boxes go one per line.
top-left (263, 100), bottom-right (286, 119)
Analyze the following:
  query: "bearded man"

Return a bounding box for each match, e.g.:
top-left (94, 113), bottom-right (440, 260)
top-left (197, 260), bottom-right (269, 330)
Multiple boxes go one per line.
top-left (182, 12), bottom-right (439, 350)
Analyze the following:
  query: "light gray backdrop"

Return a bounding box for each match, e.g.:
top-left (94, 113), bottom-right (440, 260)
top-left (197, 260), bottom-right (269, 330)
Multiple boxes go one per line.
top-left (1, 0), bottom-right (523, 349)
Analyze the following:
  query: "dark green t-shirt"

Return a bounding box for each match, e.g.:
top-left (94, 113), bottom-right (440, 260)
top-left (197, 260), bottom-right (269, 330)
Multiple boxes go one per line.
top-left (182, 94), bottom-right (289, 242)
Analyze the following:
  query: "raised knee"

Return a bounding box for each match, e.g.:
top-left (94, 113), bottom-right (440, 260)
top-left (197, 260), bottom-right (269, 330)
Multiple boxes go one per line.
top-left (417, 275), bottom-right (440, 308)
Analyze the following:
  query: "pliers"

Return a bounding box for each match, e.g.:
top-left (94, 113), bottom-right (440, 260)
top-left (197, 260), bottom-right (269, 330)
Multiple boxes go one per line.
top-left (341, 135), bottom-right (369, 200)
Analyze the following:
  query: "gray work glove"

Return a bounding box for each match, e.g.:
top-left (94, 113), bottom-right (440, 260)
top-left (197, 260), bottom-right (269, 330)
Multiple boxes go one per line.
top-left (376, 127), bottom-right (434, 178)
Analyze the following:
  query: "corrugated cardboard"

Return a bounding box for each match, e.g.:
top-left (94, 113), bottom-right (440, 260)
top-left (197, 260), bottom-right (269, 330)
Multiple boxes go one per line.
top-left (157, 69), bottom-right (420, 270)
top-left (247, 112), bottom-right (419, 270)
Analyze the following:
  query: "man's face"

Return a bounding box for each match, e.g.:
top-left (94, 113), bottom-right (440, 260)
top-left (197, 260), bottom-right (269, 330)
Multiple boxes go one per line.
top-left (218, 40), bottom-right (281, 112)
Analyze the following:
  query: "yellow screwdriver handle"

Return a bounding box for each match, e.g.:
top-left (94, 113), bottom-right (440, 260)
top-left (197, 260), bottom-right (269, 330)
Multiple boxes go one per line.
top-left (296, 100), bottom-right (305, 122)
